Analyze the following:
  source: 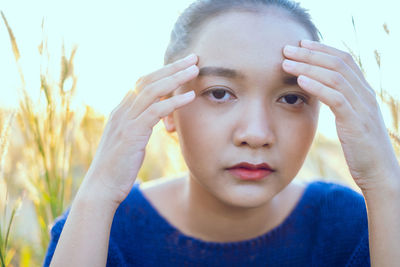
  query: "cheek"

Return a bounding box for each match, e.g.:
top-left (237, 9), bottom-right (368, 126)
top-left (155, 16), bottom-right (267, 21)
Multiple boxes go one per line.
top-left (279, 115), bottom-right (317, 172)
top-left (282, 103), bottom-right (319, 149)
top-left (173, 103), bottom-right (223, 171)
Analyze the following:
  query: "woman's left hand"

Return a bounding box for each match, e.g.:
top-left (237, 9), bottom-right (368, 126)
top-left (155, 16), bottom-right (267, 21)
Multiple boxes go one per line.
top-left (281, 39), bottom-right (400, 194)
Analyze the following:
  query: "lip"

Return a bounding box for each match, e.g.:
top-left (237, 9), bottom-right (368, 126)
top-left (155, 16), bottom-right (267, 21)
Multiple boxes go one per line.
top-left (226, 162), bottom-right (275, 181)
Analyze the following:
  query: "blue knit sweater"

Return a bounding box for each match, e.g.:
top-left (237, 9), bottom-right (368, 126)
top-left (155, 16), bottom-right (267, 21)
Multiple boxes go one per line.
top-left (43, 180), bottom-right (370, 266)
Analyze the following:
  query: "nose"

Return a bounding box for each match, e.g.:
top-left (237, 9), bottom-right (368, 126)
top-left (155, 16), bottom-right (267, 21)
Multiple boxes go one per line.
top-left (233, 101), bottom-right (276, 148)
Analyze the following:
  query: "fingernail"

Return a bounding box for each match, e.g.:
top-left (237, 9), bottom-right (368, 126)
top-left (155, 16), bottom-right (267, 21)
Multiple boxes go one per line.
top-left (185, 65), bottom-right (198, 74)
top-left (301, 40), bottom-right (314, 47)
top-left (298, 75), bottom-right (310, 85)
top-left (182, 90), bottom-right (195, 99)
top-left (284, 45), bottom-right (297, 55)
top-left (185, 54), bottom-right (197, 63)
top-left (282, 59), bottom-right (296, 69)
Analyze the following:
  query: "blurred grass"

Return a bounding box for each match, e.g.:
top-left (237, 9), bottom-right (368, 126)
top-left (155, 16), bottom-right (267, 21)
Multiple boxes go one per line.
top-left (0, 111), bottom-right (21, 267)
top-left (0, 11), bottom-right (399, 266)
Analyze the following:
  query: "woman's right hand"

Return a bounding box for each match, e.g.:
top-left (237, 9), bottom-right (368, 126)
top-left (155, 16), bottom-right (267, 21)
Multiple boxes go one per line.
top-left (79, 54), bottom-right (199, 207)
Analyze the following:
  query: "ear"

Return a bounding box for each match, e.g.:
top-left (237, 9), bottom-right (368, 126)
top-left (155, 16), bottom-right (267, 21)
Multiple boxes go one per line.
top-left (162, 112), bottom-right (176, 133)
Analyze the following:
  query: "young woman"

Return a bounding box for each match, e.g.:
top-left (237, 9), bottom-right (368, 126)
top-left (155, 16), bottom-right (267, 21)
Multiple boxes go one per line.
top-left (44, 0), bottom-right (400, 266)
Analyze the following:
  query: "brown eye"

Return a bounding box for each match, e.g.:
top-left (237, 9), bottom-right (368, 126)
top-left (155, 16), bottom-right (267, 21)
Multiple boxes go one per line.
top-left (204, 88), bottom-right (235, 103)
top-left (212, 89), bottom-right (227, 99)
top-left (280, 94), bottom-right (307, 105)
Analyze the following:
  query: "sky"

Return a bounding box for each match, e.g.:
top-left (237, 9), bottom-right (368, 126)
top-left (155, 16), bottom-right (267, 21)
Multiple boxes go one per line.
top-left (0, 0), bottom-right (399, 139)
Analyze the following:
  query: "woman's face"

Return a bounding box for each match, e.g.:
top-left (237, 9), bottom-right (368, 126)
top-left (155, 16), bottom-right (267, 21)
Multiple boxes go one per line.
top-left (164, 10), bottom-right (320, 208)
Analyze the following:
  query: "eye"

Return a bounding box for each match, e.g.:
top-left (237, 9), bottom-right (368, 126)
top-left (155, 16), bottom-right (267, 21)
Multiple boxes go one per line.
top-left (279, 94), bottom-right (308, 106)
top-left (203, 88), bottom-right (235, 103)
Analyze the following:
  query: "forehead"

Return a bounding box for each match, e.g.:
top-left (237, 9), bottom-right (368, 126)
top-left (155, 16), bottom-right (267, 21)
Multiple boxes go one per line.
top-left (190, 10), bottom-right (312, 78)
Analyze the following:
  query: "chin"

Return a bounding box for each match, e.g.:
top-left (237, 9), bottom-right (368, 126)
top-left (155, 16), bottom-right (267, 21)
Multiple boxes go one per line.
top-left (218, 184), bottom-right (278, 209)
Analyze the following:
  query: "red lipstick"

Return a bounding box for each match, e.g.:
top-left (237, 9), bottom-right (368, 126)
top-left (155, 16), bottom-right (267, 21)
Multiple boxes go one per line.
top-left (226, 162), bottom-right (275, 181)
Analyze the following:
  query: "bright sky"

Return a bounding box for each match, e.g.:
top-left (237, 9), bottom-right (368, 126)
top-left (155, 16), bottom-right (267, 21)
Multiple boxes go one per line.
top-left (0, 0), bottom-right (399, 139)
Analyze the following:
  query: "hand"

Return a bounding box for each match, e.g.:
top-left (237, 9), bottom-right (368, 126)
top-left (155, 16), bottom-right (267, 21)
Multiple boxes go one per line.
top-left (282, 40), bottom-right (400, 193)
top-left (81, 54), bottom-right (199, 206)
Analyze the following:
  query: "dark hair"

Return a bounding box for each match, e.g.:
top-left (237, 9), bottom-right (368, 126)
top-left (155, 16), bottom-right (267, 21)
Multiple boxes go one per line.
top-left (164, 0), bottom-right (321, 65)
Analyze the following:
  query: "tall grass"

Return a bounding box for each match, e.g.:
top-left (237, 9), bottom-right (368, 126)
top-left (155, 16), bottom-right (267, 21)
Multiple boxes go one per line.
top-left (1, 12), bottom-right (105, 265)
top-left (0, 12), bottom-right (172, 265)
top-left (372, 24), bottom-right (400, 157)
top-left (0, 111), bottom-right (21, 267)
top-left (374, 24), bottom-right (400, 154)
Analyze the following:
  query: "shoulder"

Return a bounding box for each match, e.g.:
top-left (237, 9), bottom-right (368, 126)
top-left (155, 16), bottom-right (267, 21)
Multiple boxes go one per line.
top-left (137, 175), bottom-right (186, 216)
top-left (308, 180), bottom-right (366, 212)
top-left (305, 180), bottom-right (367, 224)
top-left (306, 180), bottom-right (370, 265)
top-left (113, 176), bottom-right (184, 226)
top-left (43, 179), bottom-right (176, 267)
top-left (289, 179), bottom-right (368, 232)
top-left (49, 176), bottom-right (180, 230)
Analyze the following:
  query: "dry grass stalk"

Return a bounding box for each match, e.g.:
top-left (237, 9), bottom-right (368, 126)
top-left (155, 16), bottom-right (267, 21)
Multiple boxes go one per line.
top-left (0, 113), bottom-right (15, 178)
top-left (374, 50), bottom-right (381, 68)
top-left (389, 131), bottom-right (400, 147)
top-left (0, 12), bottom-right (20, 62)
top-left (0, 111), bottom-right (21, 267)
top-left (342, 41), bottom-right (365, 75)
top-left (383, 23), bottom-right (390, 35)
top-left (372, 23), bottom-right (400, 139)
top-left (1, 11), bottom-right (25, 88)
top-left (1, 12), bottom-right (84, 262)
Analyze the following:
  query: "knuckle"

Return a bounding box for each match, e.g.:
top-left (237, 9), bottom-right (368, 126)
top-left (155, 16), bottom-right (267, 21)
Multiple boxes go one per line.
top-left (110, 109), bottom-right (128, 128)
top-left (304, 48), bottom-right (315, 60)
top-left (135, 76), bottom-right (144, 86)
top-left (147, 104), bottom-right (160, 118)
top-left (135, 76), bottom-right (147, 92)
top-left (331, 72), bottom-right (344, 87)
top-left (136, 75), bottom-right (150, 87)
top-left (331, 93), bottom-right (346, 109)
top-left (333, 57), bottom-right (345, 70)
top-left (341, 51), bottom-right (354, 64)
top-left (109, 108), bottom-right (121, 121)
top-left (142, 83), bottom-right (158, 98)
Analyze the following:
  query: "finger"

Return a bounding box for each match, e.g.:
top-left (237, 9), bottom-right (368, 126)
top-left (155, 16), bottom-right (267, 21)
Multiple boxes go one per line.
top-left (134, 91), bottom-right (196, 133)
top-left (110, 89), bottom-right (137, 117)
top-left (120, 90), bottom-right (137, 108)
top-left (283, 45), bottom-right (366, 96)
top-left (129, 65), bottom-right (199, 118)
top-left (134, 54), bottom-right (198, 93)
top-left (299, 40), bottom-right (372, 91)
top-left (282, 59), bottom-right (366, 113)
top-left (297, 75), bottom-right (358, 124)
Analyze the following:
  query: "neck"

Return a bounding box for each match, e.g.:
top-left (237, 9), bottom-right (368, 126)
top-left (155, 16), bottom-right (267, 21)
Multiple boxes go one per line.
top-left (180, 175), bottom-right (303, 242)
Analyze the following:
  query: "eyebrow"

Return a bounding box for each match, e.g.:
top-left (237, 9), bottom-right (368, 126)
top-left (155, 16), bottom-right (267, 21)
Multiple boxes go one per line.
top-left (282, 75), bottom-right (299, 86)
top-left (198, 66), bottom-right (243, 79)
top-left (198, 66), bottom-right (299, 86)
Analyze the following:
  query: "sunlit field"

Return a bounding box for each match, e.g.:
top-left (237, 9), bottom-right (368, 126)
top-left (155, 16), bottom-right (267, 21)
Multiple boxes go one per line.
top-left (0, 6), bottom-right (399, 266)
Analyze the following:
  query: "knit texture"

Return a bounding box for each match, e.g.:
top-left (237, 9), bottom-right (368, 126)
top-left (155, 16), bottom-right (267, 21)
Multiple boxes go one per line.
top-left (43, 180), bottom-right (370, 266)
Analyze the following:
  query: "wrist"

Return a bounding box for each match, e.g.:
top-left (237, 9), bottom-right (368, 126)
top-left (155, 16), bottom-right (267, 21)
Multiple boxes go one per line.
top-left (362, 166), bottom-right (400, 202)
top-left (75, 190), bottom-right (119, 216)
top-left (75, 177), bottom-right (121, 214)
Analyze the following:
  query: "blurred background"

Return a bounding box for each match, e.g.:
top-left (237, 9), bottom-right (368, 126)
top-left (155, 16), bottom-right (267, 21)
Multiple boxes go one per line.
top-left (0, 0), bottom-right (399, 265)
